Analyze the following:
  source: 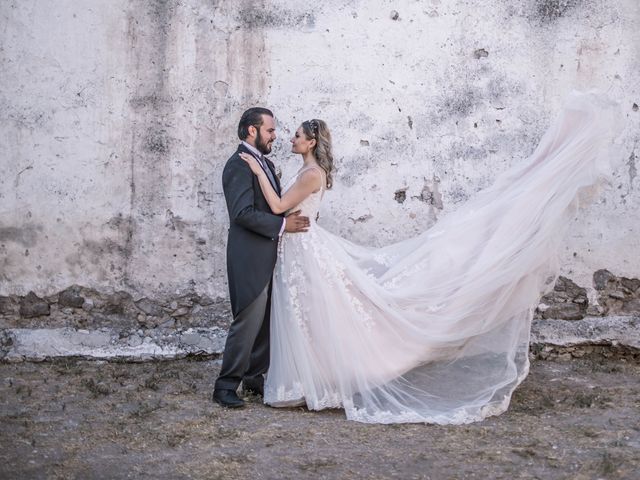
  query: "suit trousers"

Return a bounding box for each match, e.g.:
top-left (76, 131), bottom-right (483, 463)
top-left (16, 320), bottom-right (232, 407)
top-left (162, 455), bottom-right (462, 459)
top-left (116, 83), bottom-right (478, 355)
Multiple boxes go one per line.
top-left (214, 282), bottom-right (271, 391)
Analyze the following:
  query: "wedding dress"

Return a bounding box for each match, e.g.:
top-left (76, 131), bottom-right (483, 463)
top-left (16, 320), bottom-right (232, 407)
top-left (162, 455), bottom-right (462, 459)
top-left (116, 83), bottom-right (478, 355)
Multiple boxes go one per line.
top-left (263, 92), bottom-right (621, 424)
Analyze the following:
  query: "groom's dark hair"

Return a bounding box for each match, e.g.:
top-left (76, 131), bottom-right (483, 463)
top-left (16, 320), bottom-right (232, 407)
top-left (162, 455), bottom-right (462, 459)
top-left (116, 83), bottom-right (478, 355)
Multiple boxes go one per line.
top-left (238, 107), bottom-right (274, 140)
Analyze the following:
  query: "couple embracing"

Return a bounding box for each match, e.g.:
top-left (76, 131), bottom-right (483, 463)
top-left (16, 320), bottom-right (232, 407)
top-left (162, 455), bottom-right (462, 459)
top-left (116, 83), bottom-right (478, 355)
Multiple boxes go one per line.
top-left (213, 96), bottom-right (618, 425)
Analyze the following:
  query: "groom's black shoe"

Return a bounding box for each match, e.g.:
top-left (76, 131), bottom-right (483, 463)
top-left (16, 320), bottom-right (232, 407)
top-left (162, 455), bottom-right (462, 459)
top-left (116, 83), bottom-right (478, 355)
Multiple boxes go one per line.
top-left (212, 389), bottom-right (245, 408)
top-left (242, 377), bottom-right (264, 397)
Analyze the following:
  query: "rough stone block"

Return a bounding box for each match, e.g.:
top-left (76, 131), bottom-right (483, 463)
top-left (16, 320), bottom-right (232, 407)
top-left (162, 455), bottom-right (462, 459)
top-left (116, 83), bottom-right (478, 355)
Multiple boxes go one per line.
top-left (621, 277), bottom-right (640, 293)
top-left (593, 269), bottom-right (616, 290)
top-left (19, 292), bottom-right (50, 318)
top-left (58, 287), bottom-right (85, 308)
top-left (135, 298), bottom-right (164, 317)
top-left (620, 299), bottom-right (640, 315)
top-left (542, 303), bottom-right (585, 321)
top-left (171, 307), bottom-right (190, 317)
top-left (594, 270), bottom-right (640, 316)
top-left (538, 276), bottom-right (588, 320)
top-left (0, 297), bottom-right (18, 316)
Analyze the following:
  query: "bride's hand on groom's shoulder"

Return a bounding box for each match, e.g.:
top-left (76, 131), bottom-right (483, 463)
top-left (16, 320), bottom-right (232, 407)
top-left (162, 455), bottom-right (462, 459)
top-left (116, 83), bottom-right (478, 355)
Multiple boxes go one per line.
top-left (239, 152), bottom-right (263, 176)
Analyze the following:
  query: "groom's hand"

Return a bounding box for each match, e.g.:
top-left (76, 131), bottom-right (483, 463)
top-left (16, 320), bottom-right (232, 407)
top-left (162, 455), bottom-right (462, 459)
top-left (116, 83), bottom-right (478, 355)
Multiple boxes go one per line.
top-left (284, 210), bottom-right (310, 233)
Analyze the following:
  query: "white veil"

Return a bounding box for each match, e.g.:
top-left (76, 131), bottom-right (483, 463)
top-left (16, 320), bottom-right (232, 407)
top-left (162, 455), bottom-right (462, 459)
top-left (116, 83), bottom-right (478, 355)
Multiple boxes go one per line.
top-left (267, 92), bottom-right (622, 424)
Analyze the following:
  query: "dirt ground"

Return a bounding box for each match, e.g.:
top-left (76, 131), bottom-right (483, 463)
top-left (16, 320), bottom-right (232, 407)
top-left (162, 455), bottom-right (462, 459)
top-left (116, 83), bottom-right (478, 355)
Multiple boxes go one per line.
top-left (1, 349), bottom-right (639, 480)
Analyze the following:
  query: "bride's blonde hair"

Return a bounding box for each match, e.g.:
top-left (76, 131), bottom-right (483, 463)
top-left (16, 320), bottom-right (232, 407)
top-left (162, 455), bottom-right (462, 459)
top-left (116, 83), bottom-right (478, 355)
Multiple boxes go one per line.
top-left (302, 119), bottom-right (334, 189)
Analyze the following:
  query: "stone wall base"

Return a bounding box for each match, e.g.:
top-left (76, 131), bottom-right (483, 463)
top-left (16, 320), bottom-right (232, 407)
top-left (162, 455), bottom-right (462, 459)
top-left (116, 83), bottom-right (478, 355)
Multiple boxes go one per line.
top-left (2, 316), bottom-right (637, 363)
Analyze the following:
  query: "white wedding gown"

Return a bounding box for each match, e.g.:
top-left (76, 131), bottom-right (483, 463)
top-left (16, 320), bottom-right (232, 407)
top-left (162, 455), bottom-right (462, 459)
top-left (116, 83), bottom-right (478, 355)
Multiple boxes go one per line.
top-left (263, 92), bottom-right (621, 424)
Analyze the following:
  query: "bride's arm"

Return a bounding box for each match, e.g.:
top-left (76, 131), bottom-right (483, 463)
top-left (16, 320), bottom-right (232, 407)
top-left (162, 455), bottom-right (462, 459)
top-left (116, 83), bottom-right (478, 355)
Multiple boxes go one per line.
top-left (241, 153), bottom-right (322, 214)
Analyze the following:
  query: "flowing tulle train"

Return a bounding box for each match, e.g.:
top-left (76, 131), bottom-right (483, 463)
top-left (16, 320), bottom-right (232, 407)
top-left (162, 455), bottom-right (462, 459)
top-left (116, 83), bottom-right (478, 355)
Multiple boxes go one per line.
top-left (264, 92), bottom-right (622, 424)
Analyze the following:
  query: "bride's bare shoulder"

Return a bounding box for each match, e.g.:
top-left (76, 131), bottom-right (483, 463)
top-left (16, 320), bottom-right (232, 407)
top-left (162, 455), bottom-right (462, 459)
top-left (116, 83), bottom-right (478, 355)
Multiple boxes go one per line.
top-left (297, 167), bottom-right (324, 191)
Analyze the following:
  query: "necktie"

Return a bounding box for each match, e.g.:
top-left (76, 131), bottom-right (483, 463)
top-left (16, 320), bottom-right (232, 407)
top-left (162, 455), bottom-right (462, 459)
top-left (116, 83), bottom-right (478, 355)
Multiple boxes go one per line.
top-left (258, 154), bottom-right (279, 193)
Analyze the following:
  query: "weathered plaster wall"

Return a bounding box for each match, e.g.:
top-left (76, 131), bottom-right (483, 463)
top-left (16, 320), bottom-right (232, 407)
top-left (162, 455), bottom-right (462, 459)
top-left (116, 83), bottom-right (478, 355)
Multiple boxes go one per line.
top-left (1, 0), bottom-right (266, 299)
top-left (1, 1), bottom-right (639, 314)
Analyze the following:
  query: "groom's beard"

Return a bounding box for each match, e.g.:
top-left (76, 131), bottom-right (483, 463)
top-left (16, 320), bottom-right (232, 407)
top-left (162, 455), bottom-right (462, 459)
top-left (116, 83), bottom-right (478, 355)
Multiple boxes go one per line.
top-left (255, 130), bottom-right (273, 155)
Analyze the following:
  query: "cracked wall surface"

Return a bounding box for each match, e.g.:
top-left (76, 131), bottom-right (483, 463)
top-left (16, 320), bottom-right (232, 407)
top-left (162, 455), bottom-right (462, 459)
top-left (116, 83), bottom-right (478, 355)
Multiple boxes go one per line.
top-left (1, 0), bottom-right (639, 311)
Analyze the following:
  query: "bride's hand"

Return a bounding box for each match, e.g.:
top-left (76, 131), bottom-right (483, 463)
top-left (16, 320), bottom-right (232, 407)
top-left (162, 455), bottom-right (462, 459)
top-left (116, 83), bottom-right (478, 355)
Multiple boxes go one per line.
top-left (239, 152), bottom-right (264, 176)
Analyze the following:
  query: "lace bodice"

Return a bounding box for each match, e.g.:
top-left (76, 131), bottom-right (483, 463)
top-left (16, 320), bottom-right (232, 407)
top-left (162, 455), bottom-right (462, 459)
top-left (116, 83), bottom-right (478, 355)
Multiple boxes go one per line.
top-left (282, 166), bottom-right (325, 220)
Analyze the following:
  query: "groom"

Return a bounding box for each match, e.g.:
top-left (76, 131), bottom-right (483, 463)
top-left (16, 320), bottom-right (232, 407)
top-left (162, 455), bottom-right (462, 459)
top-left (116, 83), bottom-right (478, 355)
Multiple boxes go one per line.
top-left (213, 107), bottom-right (310, 408)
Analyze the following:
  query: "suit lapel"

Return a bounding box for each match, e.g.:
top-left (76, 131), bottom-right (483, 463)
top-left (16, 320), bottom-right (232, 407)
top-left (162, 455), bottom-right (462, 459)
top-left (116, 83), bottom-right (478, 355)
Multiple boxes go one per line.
top-left (237, 144), bottom-right (281, 196)
top-left (264, 157), bottom-right (281, 194)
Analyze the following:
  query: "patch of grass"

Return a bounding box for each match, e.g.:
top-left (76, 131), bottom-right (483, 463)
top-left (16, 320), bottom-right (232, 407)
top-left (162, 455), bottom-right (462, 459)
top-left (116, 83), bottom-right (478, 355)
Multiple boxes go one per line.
top-left (15, 385), bottom-right (32, 398)
top-left (223, 452), bottom-right (251, 463)
top-left (52, 359), bottom-right (85, 376)
top-left (577, 426), bottom-right (600, 438)
top-left (81, 378), bottom-right (111, 397)
top-left (129, 400), bottom-right (163, 418)
top-left (216, 426), bottom-right (240, 439)
top-left (1, 411), bottom-right (29, 420)
top-left (162, 368), bottom-right (180, 379)
top-left (571, 391), bottom-right (612, 409)
top-left (511, 448), bottom-right (537, 459)
top-left (142, 374), bottom-right (161, 391)
top-left (510, 390), bottom-right (555, 414)
top-left (298, 457), bottom-right (338, 472)
top-left (599, 452), bottom-right (618, 477)
top-left (112, 369), bottom-right (133, 380)
top-left (166, 431), bottom-right (187, 448)
top-left (592, 362), bottom-right (623, 374)
top-left (176, 380), bottom-right (198, 395)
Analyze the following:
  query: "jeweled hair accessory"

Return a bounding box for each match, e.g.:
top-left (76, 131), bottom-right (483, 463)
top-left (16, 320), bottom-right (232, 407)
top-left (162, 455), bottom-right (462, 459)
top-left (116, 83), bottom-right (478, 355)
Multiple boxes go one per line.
top-left (306, 119), bottom-right (319, 138)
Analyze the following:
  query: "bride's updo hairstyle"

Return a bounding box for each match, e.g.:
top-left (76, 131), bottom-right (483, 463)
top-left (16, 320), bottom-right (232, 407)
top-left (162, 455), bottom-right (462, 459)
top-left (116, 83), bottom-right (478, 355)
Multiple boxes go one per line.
top-left (302, 119), bottom-right (334, 189)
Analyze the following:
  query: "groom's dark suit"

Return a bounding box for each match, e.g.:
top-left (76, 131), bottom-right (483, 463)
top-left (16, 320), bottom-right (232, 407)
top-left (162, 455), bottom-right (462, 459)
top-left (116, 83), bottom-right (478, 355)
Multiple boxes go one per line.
top-left (215, 143), bottom-right (283, 392)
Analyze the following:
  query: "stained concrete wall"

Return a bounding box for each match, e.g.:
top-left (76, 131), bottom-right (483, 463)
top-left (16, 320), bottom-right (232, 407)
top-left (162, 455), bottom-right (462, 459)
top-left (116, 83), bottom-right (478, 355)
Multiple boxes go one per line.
top-left (1, 1), bottom-right (639, 313)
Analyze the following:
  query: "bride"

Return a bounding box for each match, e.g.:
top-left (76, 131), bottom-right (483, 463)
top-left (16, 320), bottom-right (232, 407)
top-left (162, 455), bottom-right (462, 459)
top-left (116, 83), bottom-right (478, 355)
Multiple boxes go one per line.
top-left (239, 92), bottom-right (620, 424)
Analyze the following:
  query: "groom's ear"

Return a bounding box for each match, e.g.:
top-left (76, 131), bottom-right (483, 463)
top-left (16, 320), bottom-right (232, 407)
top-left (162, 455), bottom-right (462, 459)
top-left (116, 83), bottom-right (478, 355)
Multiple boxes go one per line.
top-left (247, 125), bottom-right (256, 138)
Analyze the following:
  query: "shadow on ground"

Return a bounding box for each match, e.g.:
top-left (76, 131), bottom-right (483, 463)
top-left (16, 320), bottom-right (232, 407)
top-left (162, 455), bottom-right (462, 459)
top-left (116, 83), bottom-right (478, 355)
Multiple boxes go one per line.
top-left (1, 351), bottom-right (639, 479)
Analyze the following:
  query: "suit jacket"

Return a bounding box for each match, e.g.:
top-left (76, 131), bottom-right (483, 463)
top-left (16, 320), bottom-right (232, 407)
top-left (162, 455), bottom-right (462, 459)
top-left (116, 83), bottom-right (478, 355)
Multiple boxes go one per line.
top-left (222, 143), bottom-right (283, 316)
